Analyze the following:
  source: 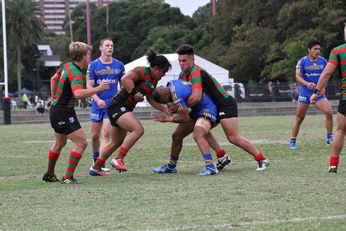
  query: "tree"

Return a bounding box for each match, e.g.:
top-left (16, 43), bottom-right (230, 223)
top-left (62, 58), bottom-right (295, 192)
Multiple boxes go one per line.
top-left (7, 0), bottom-right (44, 91)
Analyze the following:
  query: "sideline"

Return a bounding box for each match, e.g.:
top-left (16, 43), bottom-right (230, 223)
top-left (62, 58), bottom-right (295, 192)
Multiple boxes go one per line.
top-left (146, 214), bottom-right (346, 231)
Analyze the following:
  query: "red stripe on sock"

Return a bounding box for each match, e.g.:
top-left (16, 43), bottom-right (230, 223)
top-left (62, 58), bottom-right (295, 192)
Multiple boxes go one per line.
top-left (117, 146), bottom-right (128, 159)
top-left (68, 159), bottom-right (78, 166)
top-left (330, 155), bottom-right (340, 167)
top-left (66, 167), bottom-right (74, 173)
top-left (254, 152), bottom-right (263, 161)
top-left (48, 150), bottom-right (60, 161)
top-left (70, 151), bottom-right (82, 159)
top-left (216, 149), bottom-right (226, 158)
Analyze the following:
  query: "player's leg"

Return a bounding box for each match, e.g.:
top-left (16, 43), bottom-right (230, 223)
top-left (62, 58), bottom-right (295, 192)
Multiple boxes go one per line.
top-left (205, 132), bottom-right (231, 170)
top-left (193, 118), bottom-right (218, 176)
top-left (315, 97), bottom-right (333, 144)
top-left (90, 121), bottom-right (102, 162)
top-left (42, 132), bottom-right (67, 182)
top-left (290, 102), bottom-right (309, 149)
top-left (60, 128), bottom-right (89, 184)
top-left (220, 117), bottom-right (269, 170)
top-left (100, 118), bottom-right (112, 154)
top-left (153, 121), bottom-right (194, 173)
top-left (109, 112), bottom-right (144, 171)
top-left (328, 113), bottom-right (346, 173)
top-left (89, 126), bottom-right (127, 176)
top-left (90, 107), bottom-right (103, 162)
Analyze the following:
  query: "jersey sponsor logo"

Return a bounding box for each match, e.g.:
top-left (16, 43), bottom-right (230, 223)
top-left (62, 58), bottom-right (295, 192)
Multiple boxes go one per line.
top-left (298, 96), bottom-right (307, 101)
top-left (69, 117), bottom-right (75, 124)
top-left (58, 121), bottom-right (66, 125)
top-left (96, 79), bottom-right (118, 84)
top-left (90, 113), bottom-right (100, 120)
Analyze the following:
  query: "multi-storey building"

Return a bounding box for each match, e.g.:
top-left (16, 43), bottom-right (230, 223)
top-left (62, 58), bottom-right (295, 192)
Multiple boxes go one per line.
top-left (36, 0), bottom-right (164, 35)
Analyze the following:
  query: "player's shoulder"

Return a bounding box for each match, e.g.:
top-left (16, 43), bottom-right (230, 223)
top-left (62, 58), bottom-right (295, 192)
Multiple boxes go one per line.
top-left (111, 58), bottom-right (125, 66)
top-left (318, 56), bottom-right (327, 63)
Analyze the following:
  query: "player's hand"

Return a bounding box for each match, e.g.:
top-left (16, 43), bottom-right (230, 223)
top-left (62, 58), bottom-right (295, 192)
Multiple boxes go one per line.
top-left (96, 99), bottom-right (106, 109)
top-left (167, 102), bottom-right (178, 114)
top-left (98, 81), bottom-right (109, 91)
top-left (307, 82), bottom-right (316, 90)
top-left (152, 114), bottom-right (172, 123)
top-left (133, 92), bottom-right (144, 102)
top-left (320, 88), bottom-right (326, 95)
top-left (163, 105), bottom-right (173, 116)
top-left (310, 93), bottom-right (318, 104)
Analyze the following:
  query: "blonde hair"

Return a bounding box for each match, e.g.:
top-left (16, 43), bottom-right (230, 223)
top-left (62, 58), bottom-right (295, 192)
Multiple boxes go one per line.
top-left (69, 41), bottom-right (92, 62)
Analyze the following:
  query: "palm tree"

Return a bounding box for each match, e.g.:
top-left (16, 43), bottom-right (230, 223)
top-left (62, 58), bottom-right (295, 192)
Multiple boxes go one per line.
top-left (7, 0), bottom-right (44, 91)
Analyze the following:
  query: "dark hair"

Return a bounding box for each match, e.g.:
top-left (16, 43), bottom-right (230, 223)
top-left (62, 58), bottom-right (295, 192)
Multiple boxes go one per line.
top-left (146, 50), bottom-right (171, 72)
top-left (176, 44), bottom-right (194, 55)
top-left (152, 87), bottom-right (163, 103)
top-left (100, 38), bottom-right (113, 46)
top-left (308, 40), bottom-right (320, 49)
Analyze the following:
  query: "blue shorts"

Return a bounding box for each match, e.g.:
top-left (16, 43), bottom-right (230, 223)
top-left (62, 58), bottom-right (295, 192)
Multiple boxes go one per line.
top-left (298, 89), bottom-right (326, 104)
top-left (90, 104), bottom-right (109, 122)
top-left (190, 108), bottom-right (217, 125)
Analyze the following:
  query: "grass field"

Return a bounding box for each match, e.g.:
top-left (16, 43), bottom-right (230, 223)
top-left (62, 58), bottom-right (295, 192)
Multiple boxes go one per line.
top-left (1, 115), bottom-right (346, 231)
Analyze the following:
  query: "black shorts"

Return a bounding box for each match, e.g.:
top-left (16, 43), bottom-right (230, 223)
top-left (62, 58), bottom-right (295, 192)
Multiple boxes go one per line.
top-left (217, 96), bottom-right (238, 121)
top-left (50, 106), bottom-right (81, 135)
top-left (338, 100), bottom-right (346, 116)
top-left (107, 100), bottom-right (133, 127)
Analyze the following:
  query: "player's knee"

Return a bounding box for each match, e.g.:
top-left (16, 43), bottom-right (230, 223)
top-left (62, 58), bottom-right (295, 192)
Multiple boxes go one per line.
top-left (325, 110), bottom-right (333, 118)
top-left (226, 134), bottom-right (240, 144)
top-left (91, 133), bottom-right (100, 141)
top-left (193, 127), bottom-right (206, 142)
top-left (296, 116), bottom-right (305, 124)
top-left (172, 131), bottom-right (184, 142)
top-left (134, 126), bottom-right (144, 138)
top-left (78, 139), bottom-right (88, 151)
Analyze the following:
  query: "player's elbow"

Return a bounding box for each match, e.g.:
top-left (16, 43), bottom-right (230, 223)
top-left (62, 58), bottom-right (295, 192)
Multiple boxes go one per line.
top-left (73, 90), bottom-right (85, 99)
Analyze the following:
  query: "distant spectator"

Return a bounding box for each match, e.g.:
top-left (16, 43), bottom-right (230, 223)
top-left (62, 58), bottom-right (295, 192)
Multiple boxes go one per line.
top-left (21, 93), bottom-right (29, 108)
top-left (35, 99), bottom-right (45, 114)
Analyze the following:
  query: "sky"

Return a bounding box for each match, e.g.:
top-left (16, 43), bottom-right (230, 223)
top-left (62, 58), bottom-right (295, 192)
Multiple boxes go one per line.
top-left (165, 0), bottom-right (211, 16)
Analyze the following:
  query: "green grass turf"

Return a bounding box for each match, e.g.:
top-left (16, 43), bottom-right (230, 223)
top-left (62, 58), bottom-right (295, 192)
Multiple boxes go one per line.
top-left (1, 115), bottom-right (346, 231)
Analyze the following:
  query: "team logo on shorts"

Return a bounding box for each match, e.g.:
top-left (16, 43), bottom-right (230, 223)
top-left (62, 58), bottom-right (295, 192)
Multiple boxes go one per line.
top-left (69, 117), bottom-right (75, 124)
top-left (121, 107), bottom-right (126, 112)
top-left (219, 111), bottom-right (226, 116)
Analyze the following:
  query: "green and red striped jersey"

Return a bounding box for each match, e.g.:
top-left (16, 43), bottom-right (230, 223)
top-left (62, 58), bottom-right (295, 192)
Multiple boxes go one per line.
top-left (52, 62), bottom-right (84, 108)
top-left (179, 64), bottom-right (230, 106)
top-left (115, 66), bottom-right (158, 110)
top-left (328, 43), bottom-right (346, 100)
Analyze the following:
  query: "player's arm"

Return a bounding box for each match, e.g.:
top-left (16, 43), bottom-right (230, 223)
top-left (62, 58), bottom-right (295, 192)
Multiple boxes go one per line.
top-left (295, 68), bottom-right (315, 89)
top-left (121, 71), bottom-right (144, 102)
top-left (146, 94), bottom-right (167, 112)
top-left (74, 77), bottom-right (109, 100)
top-left (87, 76), bottom-right (106, 108)
top-left (315, 63), bottom-right (337, 93)
top-left (50, 73), bottom-right (59, 98)
top-left (310, 63), bottom-right (337, 103)
top-left (153, 108), bottom-right (190, 123)
top-left (187, 87), bottom-right (202, 107)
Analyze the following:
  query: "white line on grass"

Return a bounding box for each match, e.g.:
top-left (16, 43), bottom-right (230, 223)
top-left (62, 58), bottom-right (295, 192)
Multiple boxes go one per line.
top-left (183, 139), bottom-right (289, 146)
top-left (146, 214), bottom-right (346, 231)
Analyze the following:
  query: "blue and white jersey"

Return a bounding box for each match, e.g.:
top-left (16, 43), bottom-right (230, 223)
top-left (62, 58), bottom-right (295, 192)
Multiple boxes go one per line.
top-left (168, 80), bottom-right (217, 123)
top-left (87, 57), bottom-right (125, 105)
top-left (296, 55), bottom-right (327, 92)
